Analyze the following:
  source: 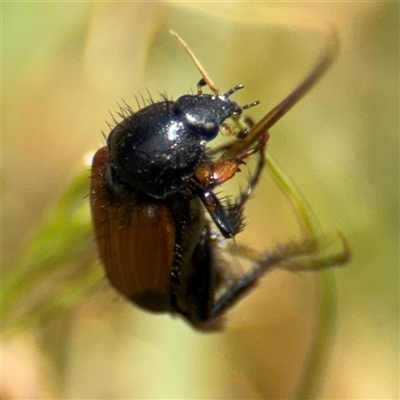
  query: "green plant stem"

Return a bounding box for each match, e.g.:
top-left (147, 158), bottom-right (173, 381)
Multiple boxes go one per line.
top-left (267, 154), bottom-right (337, 400)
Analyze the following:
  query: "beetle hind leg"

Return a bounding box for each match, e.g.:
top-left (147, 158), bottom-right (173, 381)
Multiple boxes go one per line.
top-left (209, 234), bottom-right (350, 319)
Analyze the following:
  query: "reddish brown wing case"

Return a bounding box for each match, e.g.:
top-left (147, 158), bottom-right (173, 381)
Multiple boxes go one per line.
top-left (90, 147), bottom-right (176, 311)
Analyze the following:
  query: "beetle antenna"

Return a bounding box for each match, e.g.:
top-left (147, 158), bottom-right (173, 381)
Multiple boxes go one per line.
top-left (242, 100), bottom-right (260, 110)
top-left (223, 84), bottom-right (244, 98)
top-left (170, 30), bottom-right (220, 95)
top-left (231, 100), bottom-right (260, 117)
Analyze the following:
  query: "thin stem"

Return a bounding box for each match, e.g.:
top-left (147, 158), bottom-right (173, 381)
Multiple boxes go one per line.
top-left (267, 154), bottom-right (337, 400)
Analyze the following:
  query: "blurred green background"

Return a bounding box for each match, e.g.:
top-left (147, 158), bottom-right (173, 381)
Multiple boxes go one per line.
top-left (3, 2), bottom-right (398, 399)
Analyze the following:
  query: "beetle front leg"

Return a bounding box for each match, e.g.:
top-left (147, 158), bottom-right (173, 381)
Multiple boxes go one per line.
top-left (195, 139), bottom-right (266, 239)
top-left (195, 131), bottom-right (269, 189)
top-left (196, 188), bottom-right (243, 238)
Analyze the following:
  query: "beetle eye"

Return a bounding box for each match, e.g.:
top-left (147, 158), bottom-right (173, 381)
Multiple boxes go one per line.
top-left (185, 117), bottom-right (219, 140)
top-left (198, 120), bottom-right (219, 139)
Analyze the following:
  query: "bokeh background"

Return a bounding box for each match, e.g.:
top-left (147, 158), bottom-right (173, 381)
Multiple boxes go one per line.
top-left (3, 2), bottom-right (398, 399)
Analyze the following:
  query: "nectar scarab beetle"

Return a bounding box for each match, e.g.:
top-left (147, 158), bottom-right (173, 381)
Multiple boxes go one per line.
top-left (90, 31), bottom-right (350, 330)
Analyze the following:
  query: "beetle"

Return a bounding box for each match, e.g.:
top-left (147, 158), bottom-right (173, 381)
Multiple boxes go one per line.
top-left (90, 31), bottom-right (349, 330)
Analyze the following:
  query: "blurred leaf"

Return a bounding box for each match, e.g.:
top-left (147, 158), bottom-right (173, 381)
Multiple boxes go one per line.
top-left (3, 169), bottom-right (101, 333)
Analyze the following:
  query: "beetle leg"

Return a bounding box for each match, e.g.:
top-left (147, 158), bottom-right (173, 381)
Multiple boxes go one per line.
top-left (176, 226), bottom-right (215, 323)
top-left (209, 235), bottom-right (350, 319)
top-left (195, 131), bottom-right (269, 189)
top-left (196, 189), bottom-right (243, 238)
top-left (195, 138), bottom-right (266, 238)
